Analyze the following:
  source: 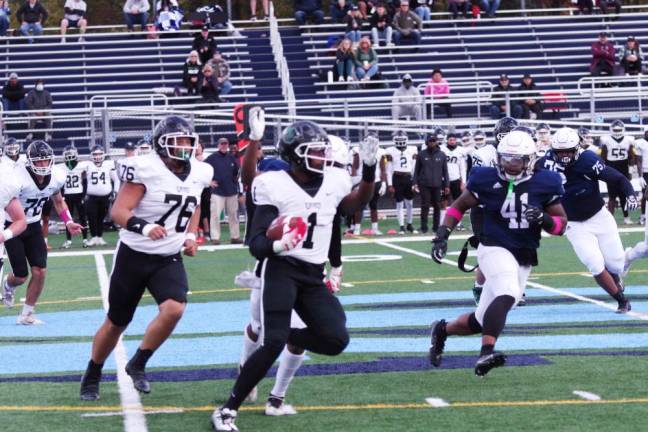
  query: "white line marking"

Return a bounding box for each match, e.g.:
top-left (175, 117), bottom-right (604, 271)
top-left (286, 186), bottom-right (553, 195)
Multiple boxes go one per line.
top-left (573, 391), bottom-right (602, 401)
top-left (420, 279), bottom-right (436, 284)
top-left (425, 397), bottom-right (450, 407)
top-left (81, 409), bottom-right (184, 418)
top-left (94, 253), bottom-right (148, 432)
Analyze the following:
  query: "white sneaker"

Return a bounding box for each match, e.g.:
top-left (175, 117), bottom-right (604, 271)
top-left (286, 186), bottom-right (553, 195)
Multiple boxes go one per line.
top-left (624, 217), bottom-right (633, 225)
top-left (16, 312), bottom-right (44, 325)
top-left (338, 76), bottom-right (344, 82)
top-left (60, 240), bottom-right (72, 249)
top-left (211, 408), bottom-right (239, 431)
top-left (85, 237), bottom-right (96, 247)
top-left (623, 247), bottom-right (634, 277)
top-left (3, 277), bottom-right (16, 308)
top-left (386, 41), bottom-right (395, 47)
top-left (265, 397), bottom-right (297, 416)
top-left (347, 76), bottom-right (354, 82)
top-left (82, 239), bottom-right (90, 248)
top-left (96, 237), bottom-right (107, 246)
top-left (234, 270), bottom-right (261, 290)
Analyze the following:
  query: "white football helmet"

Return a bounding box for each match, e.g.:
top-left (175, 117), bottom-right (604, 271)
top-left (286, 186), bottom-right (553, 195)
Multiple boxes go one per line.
top-left (610, 120), bottom-right (625, 139)
top-left (497, 130), bottom-right (537, 181)
top-left (473, 130), bottom-right (486, 148)
top-left (552, 127), bottom-right (580, 166)
top-left (328, 135), bottom-right (350, 169)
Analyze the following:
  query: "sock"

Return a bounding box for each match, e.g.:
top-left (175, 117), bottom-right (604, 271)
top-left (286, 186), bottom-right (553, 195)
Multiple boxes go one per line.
top-left (86, 359), bottom-right (104, 378)
top-left (129, 348), bottom-right (154, 370)
top-left (21, 304), bottom-right (34, 315)
top-left (44, 237), bottom-right (48, 245)
top-left (240, 326), bottom-right (261, 366)
top-left (440, 209), bottom-right (446, 224)
top-left (612, 291), bottom-right (626, 302)
top-left (396, 202), bottom-right (404, 226)
top-left (405, 200), bottom-right (413, 224)
top-left (270, 347), bottom-right (305, 398)
top-left (480, 344), bottom-right (495, 356)
top-left (371, 222), bottom-right (379, 232)
top-left (481, 295), bottom-right (516, 340)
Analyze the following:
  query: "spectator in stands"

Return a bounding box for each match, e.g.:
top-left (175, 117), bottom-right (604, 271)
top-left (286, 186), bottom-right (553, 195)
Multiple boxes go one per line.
top-left (423, 68), bottom-right (452, 118)
top-left (599, 0), bottom-right (621, 16)
top-left (393, 0), bottom-right (422, 46)
top-left (193, 25), bottom-right (218, 65)
top-left (330, 0), bottom-right (352, 23)
top-left (448, 0), bottom-right (470, 19)
top-left (25, 79), bottom-right (52, 140)
top-left (2, 73), bottom-right (26, 113)
top-left (577, 0), bottom-right (594, 14)
top-left (344, 5), bottom-right (364, 45)
top-left (480, 0), bottom-right (500, 18)
top-left (205, 137), bottom-right (242, 245)
top-left (60, 0), bottom-right (87, 43)
top-left (249, 0), bottom-right (269, 21)
top-left (294, 0), bottom-right (325, 25)
top-left (182, 50), bottom-right (202, 96)
top-left (354, 37), bottom-right (379, 81)
top-left (209, 51), bottom-right (233, 96)
top-left (0, 1), bottom-right (10, 37)
top-left (621, 36), bottom-right (642, 75)
top-left (392, 73), bottom-right (422, 121)
top-left (590, 31), bottom-right (615, 77)
top-left (414, 0), bottom-right (433, 21)
top-left (199, 64), bottom-right (221, 105)
top-left (516, 73), bottom-right (543, 120)
top-left (336, 37), bottom-right (356, 81)
top-left (123, 0), bottom-right (150, 32)
top-left (156, 0), bottom-right (183, 32)
top-left (370, 3), bottom-right (393, 47)
top-left (489, 73), bottom-right (517, 119)
top-left (17, 0), bottom-right (48, 43)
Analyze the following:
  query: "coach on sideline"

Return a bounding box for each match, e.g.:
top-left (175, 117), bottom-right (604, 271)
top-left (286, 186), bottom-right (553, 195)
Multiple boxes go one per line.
top-left (413, 133), bottom-right (449, 234)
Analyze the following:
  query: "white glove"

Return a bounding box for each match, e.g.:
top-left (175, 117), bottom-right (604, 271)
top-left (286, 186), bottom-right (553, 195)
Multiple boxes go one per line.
top-left (248, 105), bottom-right (265, 141)
top-left (360, 134), bottom-right (379, 167)
top-left (640, 176), bottom-right (647, 190)
top-left (273, 216), bottom-right (306, 253)
top-left (378, 181), bottom-right (387, 196)
top-left (326, 265), bottom-right (343, 293)
top-left (625, 194), bottom-right (639, 212)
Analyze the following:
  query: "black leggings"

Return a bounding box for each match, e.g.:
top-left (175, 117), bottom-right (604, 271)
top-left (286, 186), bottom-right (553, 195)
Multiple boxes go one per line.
top-left (86, 195), bottom-right (110, 237)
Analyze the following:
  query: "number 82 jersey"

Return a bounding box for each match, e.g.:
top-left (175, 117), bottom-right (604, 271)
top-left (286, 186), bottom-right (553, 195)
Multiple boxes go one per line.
top-left (119, 154), bottom-right (213, 255)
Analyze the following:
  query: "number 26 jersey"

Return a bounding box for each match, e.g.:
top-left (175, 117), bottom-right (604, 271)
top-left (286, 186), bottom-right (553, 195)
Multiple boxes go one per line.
top-left (119, 154), bottom-right (213, 256)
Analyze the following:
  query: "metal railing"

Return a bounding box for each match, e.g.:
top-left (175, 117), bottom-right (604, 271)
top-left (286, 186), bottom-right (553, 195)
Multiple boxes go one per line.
top-left (269, 2), bottom-right (296, 119)
top-left (417, 80), bottom-right (494, 120)
top-left (578, 75), bottom-right (648, 124)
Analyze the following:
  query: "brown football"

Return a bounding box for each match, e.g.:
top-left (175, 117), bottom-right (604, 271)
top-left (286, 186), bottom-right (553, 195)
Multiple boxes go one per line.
top-left (266, 215), bottom-right (303, 240)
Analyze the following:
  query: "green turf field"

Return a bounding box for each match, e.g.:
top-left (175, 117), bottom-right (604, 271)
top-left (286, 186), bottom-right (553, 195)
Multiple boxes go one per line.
top-left (1, 217), bottom-right (648, 432)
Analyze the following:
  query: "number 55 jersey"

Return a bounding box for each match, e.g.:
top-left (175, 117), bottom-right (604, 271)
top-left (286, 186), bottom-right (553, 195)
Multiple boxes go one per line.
top-left (119, 154), bottom-right (213, 255)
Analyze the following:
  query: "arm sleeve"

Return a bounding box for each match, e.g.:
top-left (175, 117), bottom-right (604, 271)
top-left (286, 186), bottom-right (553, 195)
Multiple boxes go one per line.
top-left (327, 212), bottom-right (342, 267)
top-left (600, 165), bottom-right (636, 198)
top-left (248, 204), bottom-right (279, 260)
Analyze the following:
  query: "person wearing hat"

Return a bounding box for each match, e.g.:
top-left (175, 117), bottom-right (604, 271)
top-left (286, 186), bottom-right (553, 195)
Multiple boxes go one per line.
top-left (516, 73), bottom-right (542, 120)
top-left (590, 31), bottom-right (615, 77)
top-left (392, 73), bottom-right (423, 121)
top-left (489, 73), bottom-right (518, 119)
top-left (621, 36), bottom-right (642, 76)
top-left (1, 73), bottom-right (26, 113)
top-left (392, 0), bottom-right (422, 46)
top-left (344, 4), bottom-right (364, 44)
top-left (413, 133), bottom-right (449, 233)
top-left (192, 24), bottom-right (218, 65)
top-left (123, 0), bottom-right (150, 32)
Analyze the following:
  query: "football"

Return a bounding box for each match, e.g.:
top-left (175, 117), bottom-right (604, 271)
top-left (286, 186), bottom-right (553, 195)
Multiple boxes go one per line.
top-left (266, 215), bottom-right (306, 240)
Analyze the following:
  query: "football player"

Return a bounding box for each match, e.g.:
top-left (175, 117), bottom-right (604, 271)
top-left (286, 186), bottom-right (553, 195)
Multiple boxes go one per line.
top-left (535, 122), bottom-right (552, 157)
top-left (212, 120), bottom-right (378, 431)
top-left (386, 130), bottom-right (418, 234)
top-left (136, 138), bottom-right (152, 155)
top-left (84, 145), bottom-right (117, 246)
top-left (3, 141), bottom-right (83, 324)
top-left (600, 120), bottom-right (638, 224)
top-left (578, 127), bottom-right (599, 154)
top-left (59, 144), bottom-right (89, 249)
top-left (350, 133), bottom-right (387, 235)
top-left (632, 129), bottom-right (648, 224)
top-left (540, 127), bottom-right (633, 312)
top-left (430, 131), bottom-right (567, 376)
top-left (80, 116), bottom-right (212, 401)
top-left (1, 137), bottom-right (23, 168)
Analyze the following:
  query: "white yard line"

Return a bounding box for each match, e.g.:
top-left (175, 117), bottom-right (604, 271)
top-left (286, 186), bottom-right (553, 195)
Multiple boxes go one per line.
top-left (81, 409), bottom-right (184, 418)
top-left (425, 397), bottom-right (450, 407)
top-left (94, 253), bottom-right (148, 432)
top-left (573, 390), bottom-right (602, 401)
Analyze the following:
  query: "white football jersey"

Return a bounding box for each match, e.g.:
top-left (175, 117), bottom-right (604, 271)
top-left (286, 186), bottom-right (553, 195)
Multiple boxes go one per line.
top-left (0, 154), bottom-right (25, 169)
top-left (119, 154), bottom-right (213, 256)
top-left (252, 167), bottom-right (352, 265)
top-left (0, 164), bottom-right (21, 228)
top-left (353, 146), bottom-right (386, 181)
top-left (85, 160), bottom-right (117, 196)
top-left (60, 162), bottom-right (86, 195)
top-left (387, 146), bottom-right (417, 174)
top-left (633, 138), bottom-right (648, 173)
top-left (441, 145), bottom-right (468, 182)
top-left (600, 135), bottom-right (634, 162)
top-left (7, 164), bottom-right (66, 224)
top-left (472, 144), bottom-right (498, 169)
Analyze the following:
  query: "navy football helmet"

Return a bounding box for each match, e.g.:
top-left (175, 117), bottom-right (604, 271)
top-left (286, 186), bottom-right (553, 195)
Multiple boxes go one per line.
top-left (578, 127), bottom-right (594, 148)
top-left (278, 120), bottom-right (331, 174)
top-left (26, 140), bottom-right (54, 176)
top-left (493, 116), bottom-right (518, 145)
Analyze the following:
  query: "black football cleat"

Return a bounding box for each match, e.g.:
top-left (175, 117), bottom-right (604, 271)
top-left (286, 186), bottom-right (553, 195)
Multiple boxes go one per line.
top-left (80, 371), bottom-right (101, 401)
top-left (517, 293), bottom-right (527, 307)
top-left (125, 362), bottom-right (151, 394)
top-left (616, 298), bottom-right (631, 314)
top-left (474, 351), bottom-right (507, 377)
top-left (429, 319), bottom-right (447, 367)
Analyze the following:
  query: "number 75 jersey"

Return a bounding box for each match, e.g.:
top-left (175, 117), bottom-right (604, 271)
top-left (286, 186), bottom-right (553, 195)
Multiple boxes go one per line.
top-left (119, 154), bottom-right (213, 255)
top-left (467, 167), bottom-right (563, 250)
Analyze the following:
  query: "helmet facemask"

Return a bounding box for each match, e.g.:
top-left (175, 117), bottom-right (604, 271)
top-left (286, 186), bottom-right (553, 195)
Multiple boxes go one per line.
top-left (497, 152), bottom-right (535, 181)
top-left (28, 154), bottom-right (53, 176)
top-left (294, 141), bottom-right (332, 174)
top-left (158, 132), bottom-right (199, 162)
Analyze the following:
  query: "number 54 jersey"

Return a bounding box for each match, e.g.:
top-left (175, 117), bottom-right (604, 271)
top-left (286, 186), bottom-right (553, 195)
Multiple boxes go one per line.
top-left (467, 167), bottom-right (563, 251)
top-left (252, 167), bottom-right (352, 265)
top-left (7, 164), bottom-right (66, 224)
top-left (119, 154), bottom-right (213, 256)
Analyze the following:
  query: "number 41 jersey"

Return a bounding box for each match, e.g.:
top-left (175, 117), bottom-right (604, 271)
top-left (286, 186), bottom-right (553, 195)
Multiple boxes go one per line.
top-left (119, 154), bottom-right (213, 256)
top-left (252, 167), bottom-right (352, 265)
top-left (7, 164), bottom-right (66, 224)
top-left (467, 167), bottom-right (563, 251)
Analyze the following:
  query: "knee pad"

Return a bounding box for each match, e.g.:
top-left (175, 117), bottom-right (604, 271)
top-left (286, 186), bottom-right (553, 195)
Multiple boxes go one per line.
top-left (319, 327), bottom-right (350, 356)
top-left (249, 288), bottom-right (262, 334)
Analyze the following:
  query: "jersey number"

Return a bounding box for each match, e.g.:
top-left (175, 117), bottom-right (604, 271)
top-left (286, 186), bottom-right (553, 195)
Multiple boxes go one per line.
top-left (302, 212), bottom-right (317, 249)
top-left (66, 175), bottom-right (80, 190)
top-left (24, 197), bottom-right (49, 218)
top-left (91, 171), bottom-right (107, 185)
top-left (120, 165), bottom-right (135, 182)
top-left (399, 155), bottom-right (408, 169)
top-left (500, 192), bottom-right (529, 229)
top-left (155, 194), bottom-right (197, 233)
top-left (611, 148), bottom-right (628, 159)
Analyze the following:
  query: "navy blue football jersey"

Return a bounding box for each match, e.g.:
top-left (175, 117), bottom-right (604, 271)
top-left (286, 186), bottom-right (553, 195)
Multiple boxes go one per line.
top-left (537, 149), bottom-right (634, 222)
top-left (467, 167), bottom-right (563, 251)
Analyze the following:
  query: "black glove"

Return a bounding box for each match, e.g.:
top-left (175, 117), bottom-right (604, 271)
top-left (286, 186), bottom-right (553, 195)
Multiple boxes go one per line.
top-left (431, 226), bottom-right (451, 264)
top-left (523, 204), bottom-right (544, 225)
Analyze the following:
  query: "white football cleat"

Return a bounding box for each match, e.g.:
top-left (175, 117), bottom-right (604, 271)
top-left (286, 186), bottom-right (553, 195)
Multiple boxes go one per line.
top-left (623, 247), bottom-right (633, 277)
top-left (234, 270), bottom-right (261, 290)
top-left (85, 238), bottom-right (96, 247)
top-left (211, 407), bottom-right (239, 431)
top-left (60, 240), bottom-right (72, 249)
top-left (16, 312), bottom-right (44, 325)
top-left (3, 277), bottom-right (16, 308)
top-left (624, 217), bottom-right (633, 225)
top-left (265, 396), bottom-right (297, 416)
top-left (82, 239), bottom-right (90, 248)
top-left (96, 237), bottom-right (107, 246)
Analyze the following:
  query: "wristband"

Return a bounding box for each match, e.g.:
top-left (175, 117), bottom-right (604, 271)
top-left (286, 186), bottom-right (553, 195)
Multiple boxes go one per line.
top-left (361, 164), bottom-right (376, 183)
top-left (142, 224), bottom-right (157, 237)
top-left (185, 232), bottom-right (197, 242)
top-left (548, 216), bottom-right (564, 235)
top-left (59, 209), bottom-right (73, 225)
top-left (446, 207), bottom-right (464, 223)
top-left (2, 228), bottom-right (13, 242)
top-left (272, 240), bottom-right (285, 254)
top-left (126, 216), bottom-right (152, 235)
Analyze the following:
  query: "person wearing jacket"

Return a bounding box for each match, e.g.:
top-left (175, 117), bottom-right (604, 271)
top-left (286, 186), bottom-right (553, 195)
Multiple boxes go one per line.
top-left (294, 0), bottom-right (324, 25)
top-left (330, 0), bottom-right (351, 23)
top-left (423, 68), bottom-right (451, 118)
top-left (370, 3), bottom-right (393, 47)
top-left (123, 0), bottom-right (150, 32)
top-left (182, 50), bottom-right (202, 95)
top-left (516, 73), bottom-right (543, 119)
top-left (392, 0), bottom-right (422, 46)
top-left (0, 0), bottom-right (10, 37)
top-left (392, 73), bottom-right (422, 121)
top-left (192, 25), bottom-right (218, 65)
top-left (209, 51), bottom-right (232, 96)
top-left (489, 74), bottom-right (518, 119)
top-left (344, 5), bottom-right (364, 44)
top-left (621, 36), bottom-right (642, 75)
top-left (2, 73), bottom-right (26, 112)
top-left (335, 37), bottom-right (355, 81)
top-left (591, 31), bottom-right (615, 76)
top-left (17, 0), bottom-right (48, 43)
top-left (354, 37), bottom-right (379, 81)
top-left (199, 64), bottom-right (220, 105)
top-left (25, 79), bottom-right (52, 138)
top-left (413, 134), bottom-right (449, 233)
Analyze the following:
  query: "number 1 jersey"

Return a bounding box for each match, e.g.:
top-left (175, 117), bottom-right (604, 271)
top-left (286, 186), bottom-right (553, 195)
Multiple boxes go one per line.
top-left (119, 154), bottom-right (213, 255)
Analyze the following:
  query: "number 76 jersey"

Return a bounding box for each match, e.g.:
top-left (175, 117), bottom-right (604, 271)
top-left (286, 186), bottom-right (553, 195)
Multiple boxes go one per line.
top-left (119, 154), bottom-right (213, 255)
top-left (467, 167), bottom-right (563, 250)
